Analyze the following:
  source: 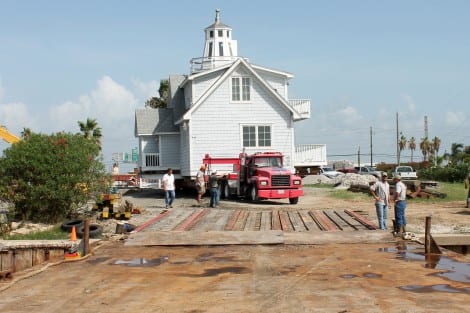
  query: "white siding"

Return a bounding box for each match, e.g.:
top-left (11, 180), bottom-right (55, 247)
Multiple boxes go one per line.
top-left (187, 70), bottom-right (295, 176)
top-left (160, 135), bottom-right (181, 168)
top-left (192, 69), bottom-right (225, 104)
top-left (256, 71), bottom-right (287, 98)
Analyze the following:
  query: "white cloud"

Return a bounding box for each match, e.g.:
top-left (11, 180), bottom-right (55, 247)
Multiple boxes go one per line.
top-left (49, 76), bottom-right (138, 132)
top-left (400, 93), bottom-right (416, 113)
top-left (0, 102), bottom-right (37, 134)
top-left (445, 111), bottom-right (466, 125)
top-left (337, 106), bottom-right (363, 126)
top-left (0, 79), bottom-right (4, 101)
top-left (131, 78), bottom-right (159, 102)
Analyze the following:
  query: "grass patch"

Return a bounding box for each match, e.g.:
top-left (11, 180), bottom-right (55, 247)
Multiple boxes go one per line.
top-left (417, 182), bottom-right (466, 203)
top-left (4, 224), bottom-right (70, 240)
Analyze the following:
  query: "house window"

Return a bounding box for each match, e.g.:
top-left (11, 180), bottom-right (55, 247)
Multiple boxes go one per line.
top-left (242, 125), bottom-right (271, 147)
top-left (232, 77), bottom-right (251, 102)
top-left (209, 30), bottom-right (214, 38)
top-left (218, 30), bottom-right (223, 37)
top-left (208, 42), bottom-right (213, 57)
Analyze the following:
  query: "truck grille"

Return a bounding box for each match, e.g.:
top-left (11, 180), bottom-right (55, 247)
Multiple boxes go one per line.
top-left (271, 175), bottom-right (290, 187)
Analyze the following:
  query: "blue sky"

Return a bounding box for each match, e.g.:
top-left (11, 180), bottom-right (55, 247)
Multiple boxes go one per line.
top-left (1, 0), bottom-right (469, 171)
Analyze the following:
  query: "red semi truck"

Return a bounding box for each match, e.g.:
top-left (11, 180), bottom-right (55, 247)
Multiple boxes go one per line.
top-left (203, 152), bottom-right (303, 204)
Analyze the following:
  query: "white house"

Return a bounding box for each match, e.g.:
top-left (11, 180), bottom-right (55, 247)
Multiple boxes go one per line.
top-left (134, 10), bottom-right (324, 187)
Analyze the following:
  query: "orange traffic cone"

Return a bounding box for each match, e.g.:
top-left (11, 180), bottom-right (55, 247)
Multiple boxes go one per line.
top-left (70, 225), bottom-right (77, 241)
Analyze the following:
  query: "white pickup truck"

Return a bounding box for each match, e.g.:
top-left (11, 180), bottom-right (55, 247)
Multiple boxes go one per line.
top-left (392, 166), bottom-right (418, 180)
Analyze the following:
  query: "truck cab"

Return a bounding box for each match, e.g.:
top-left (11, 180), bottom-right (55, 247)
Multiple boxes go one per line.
top-left (204, 152), bottom-right (303, 204)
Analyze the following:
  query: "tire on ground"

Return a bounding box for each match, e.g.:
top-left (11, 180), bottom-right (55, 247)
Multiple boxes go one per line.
top-left (61, 219), bottom-right (84, 232)
top-left (76, 223), bottom-right (103, 238)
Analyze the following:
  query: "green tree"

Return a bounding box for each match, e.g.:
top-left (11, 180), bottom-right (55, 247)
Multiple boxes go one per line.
top-left (145, 79), bottom-right (169, 108)
top-left (448, 143), bottom-right (464, 164)
top-left (420, 137), bottom-right (430, 161)
top-left (0, 132), bottom-right (108, 223)
top-left (78, 118), bottom-right (102, 149)
top-left (408, 137), bottom-right (416, 162)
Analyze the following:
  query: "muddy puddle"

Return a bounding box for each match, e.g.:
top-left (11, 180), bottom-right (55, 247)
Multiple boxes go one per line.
top-left (113, 256), bottom-right (169, 267)
top-left (379, 243), bottom-right (470, 293)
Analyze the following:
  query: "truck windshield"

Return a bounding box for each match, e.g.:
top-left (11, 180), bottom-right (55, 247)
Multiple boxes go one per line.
top-left (254, 157), bottom-right (282, 168)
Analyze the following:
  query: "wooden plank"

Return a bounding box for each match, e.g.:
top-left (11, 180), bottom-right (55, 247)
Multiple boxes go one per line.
top-left (260, 211), bottom-right (272, 231)
top-left (278, 211), bottom-right (292, 231)
top-left (232, 210), bottom-right (249, 231)
top-left (191, 209), bottom-right (223, 231)
top-left (151, 209), bottom-right (195, 231)
top-left (126, 230), bottom-right (285, 246)
top-left (322, 210), bottom-right (350, 231)
top-left (212, 210), bottom-right (234, 231)
top-left (244, 211), bottom-right (259, 231)
top-left (334, 211), bottom-right (364, 230)
top-left (298, 210), bottom-right (322, 231)
top-left (344, 209), bottom-right (378, 230)
top-left (224, 209), bottom-right (242, 231)
top-left (133, 210), bottom-right (172, 232)
top-left (287, 211), bottom-right (307, 232)
top-left (173, 209), bottom-right (209, 231)
top-left (272, 210), bottom-right (282, 230)
top-left (310, 211), bottom-right (339, 231)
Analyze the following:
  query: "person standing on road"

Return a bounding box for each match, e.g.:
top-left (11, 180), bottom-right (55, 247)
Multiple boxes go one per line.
top-left (393, 174), bottom-right (407, 236)
top-left (196, 165), bottom-right (206, 206)
top-left (162, 168), bottom-right (175, 209)
top-left (465, 171), bottom-right (470, 208)
top-left (370, 172), bottom-right (391, 230)
top-left (209, 170), bottom-right (219, 208)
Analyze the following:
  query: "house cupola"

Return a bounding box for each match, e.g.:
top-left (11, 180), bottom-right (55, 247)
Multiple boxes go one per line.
top-left (191, 9), bottom-right (238, 73)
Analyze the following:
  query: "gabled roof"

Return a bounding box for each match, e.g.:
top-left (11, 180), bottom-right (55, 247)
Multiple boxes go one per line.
top-left (134, 108), bottom-right (179, 136)
top-left (177, 57), bottom-right (302, 123)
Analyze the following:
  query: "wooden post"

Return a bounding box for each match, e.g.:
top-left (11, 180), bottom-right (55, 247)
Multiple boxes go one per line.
top-left (425, 215), bottom-right (431, 254)
top-left (83, 220), bottom-right (90, 256)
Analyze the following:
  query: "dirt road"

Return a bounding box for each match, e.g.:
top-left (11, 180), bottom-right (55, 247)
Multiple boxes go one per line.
top-left (0, 186), bottom-right (469, 313)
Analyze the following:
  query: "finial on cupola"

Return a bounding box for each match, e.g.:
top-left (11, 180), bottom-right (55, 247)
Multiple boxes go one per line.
top-left (215, 9), bottom-right (220, 23)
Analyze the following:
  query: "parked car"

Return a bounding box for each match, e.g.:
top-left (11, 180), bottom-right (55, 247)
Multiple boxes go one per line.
top-left (319, 166), bottom-right (343, 178)
top-left (354, 166), bottom-right (381, 178)
top-left (337, 168), bottom-right (358, 174)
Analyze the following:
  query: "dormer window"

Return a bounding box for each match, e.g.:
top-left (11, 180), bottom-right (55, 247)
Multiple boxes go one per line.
top-left (231, 77), bottom-right (251, 102)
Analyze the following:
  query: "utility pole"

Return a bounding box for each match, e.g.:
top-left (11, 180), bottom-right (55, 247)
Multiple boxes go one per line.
top-left (357, 146), bottom-right (361, 167)
top-left (396, 112), bottom-right (399, 165)
top-left (370, 126), bottom-right (373, 166)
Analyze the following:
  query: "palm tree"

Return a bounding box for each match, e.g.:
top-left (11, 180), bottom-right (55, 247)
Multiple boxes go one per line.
top-left (408, 137), bottom-right (416, 163)
top-left (419, 137), bottom-right (430, 162)
top-left (448, 142), bottom-right (464, 164)
top-left (21, 127), bottom-right (32, 140)
top-left (398, 134), bottom-right (407, 165)
top-left (431, 136), bottom-right (441, 166)
top-left (78, 118), bottom-right (102, 149)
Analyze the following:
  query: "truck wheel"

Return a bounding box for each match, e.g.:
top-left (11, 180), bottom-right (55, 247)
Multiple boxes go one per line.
top-left (289, 197), bottom-right (299, 204)
top-left (250, 186), bottom-right (259, 202)
top-left (219, 182), bottom-right (229, 199)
